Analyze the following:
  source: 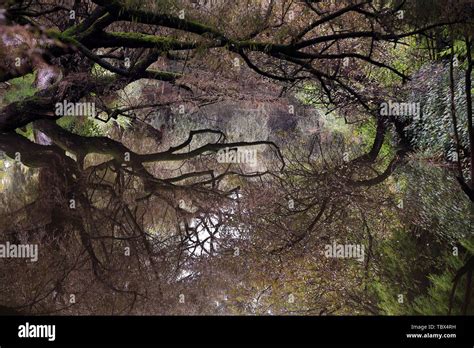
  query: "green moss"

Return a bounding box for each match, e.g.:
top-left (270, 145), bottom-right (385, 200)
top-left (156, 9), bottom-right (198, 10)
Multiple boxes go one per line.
top-left (45, 29), bottom-right (64, 40)
top-left (57, 116), bottom-right (103, 137)
top-left (110, 31), bottom-right (173, 44)
top-left (15, 124), bottom-right (35, 140)
top-left (146, 69), bottom-right (181, 81)
top-left (100, 31), bottom-right (191, 51)
top-left (1, 73), bottom-right (37, 105)
top-left (91, 63), bottom-right (115, 78)
top-left (62, 25), bottom-right (79, 37)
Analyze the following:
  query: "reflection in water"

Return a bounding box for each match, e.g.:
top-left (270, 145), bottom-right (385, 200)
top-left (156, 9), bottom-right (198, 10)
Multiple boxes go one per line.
top-left (399, 161), bottom-right (472, 241)
top-left (0, 113), bottom-right (472, 315)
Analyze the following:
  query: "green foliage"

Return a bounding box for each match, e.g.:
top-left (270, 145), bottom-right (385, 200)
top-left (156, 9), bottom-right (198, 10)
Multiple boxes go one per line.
top-left (406, 62), bottom-right (469, 165)
top-left (15, 124), bottom-right (35, 141)
top-left (404, 162), bottom-right (472, 241)
top-left (372, 162), bottom-right (472, 314)
top-left (411, 238), bottom-right (473, 315)
top-left (354, 119), bottom-right (395, 165)
top-left (57, 116), bottom-right (103, 137)
top-left (369, 37), bottom-right (425, 88)
top-left (372, 224), bottom-right (473, 315)
top-left (438, 39), bottom-right (468, 69)
top-left (56, 114), bottom-right (131, 137)
top-left (1, 73), bottom-right (37, 105)
top-left (371, 227), bottom-right (444, 314)
top-left (91, 63), bottom-right (115, 78)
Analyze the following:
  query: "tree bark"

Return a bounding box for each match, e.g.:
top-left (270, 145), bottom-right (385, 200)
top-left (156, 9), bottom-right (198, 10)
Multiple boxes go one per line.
top-left (464, 36), bottom-right (473, 189)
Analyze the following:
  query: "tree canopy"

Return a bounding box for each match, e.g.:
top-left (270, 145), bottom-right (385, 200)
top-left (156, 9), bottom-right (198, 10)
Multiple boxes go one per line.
top-left (0, 0), bottom-right (472, 315)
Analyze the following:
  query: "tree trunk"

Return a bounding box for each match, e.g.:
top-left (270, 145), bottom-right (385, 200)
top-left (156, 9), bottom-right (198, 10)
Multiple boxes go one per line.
top-left (464, 36), bottom-right (473, 189)
top-left (449, 42), bottom-right (463, 178)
